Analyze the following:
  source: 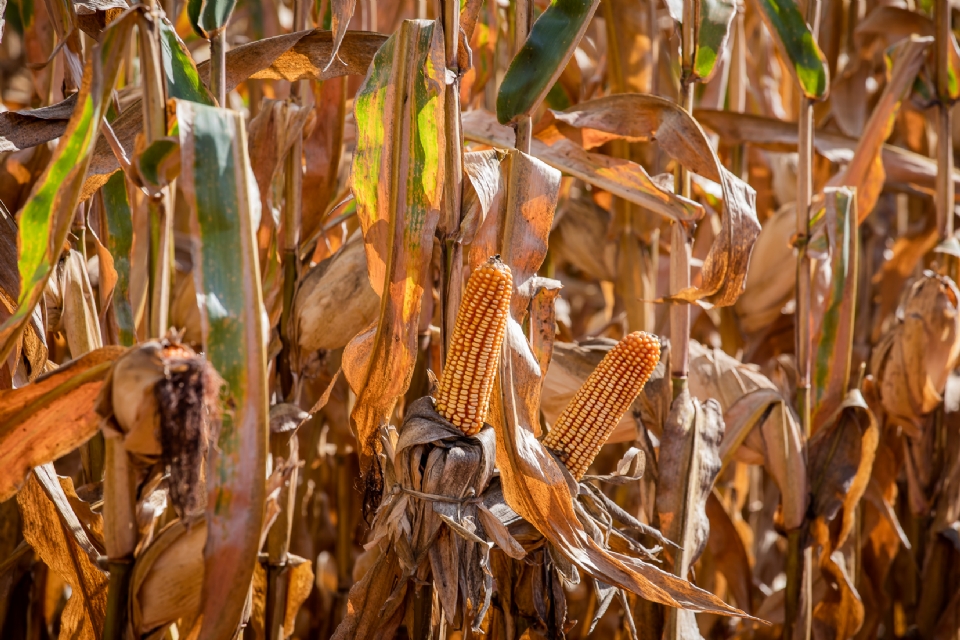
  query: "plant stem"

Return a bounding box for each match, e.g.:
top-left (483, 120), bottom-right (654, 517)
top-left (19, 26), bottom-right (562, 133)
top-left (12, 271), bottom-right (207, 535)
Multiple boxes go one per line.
top-left (439, 0), bottom-right (464, 363)
top-left (788, 0), bottom-right (821, 636)
top-left (210, 30), bottom-right (227, 107)
top-left (513, 0), bottom-right (532, 153)
top-left (102, 438), bottom-right (138, 640)
top-left (137, 0), bottom-right (172, 340)
top-left (937, 0), bottom-right (954, 239)
top-left (671, 0), bottom-right (695, 393)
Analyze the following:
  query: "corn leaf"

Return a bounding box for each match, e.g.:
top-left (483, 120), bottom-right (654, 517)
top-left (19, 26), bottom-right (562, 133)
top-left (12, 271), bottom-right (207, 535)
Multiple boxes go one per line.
top-left (545, 94), bottom-right (760, 306)
top-left (188, 0), bottom-right (236, 37)
top-left (811, 188), bottom-right (858, 432)
top-left (17, 465), bottom-right (108, 640)
top-left (99, 172), bottom-right (137, 346)
top-left (344, 19), bottom-right (445, 468)
top-left (176, 99), bottom-right (269, 640)
top-left (462, 109), bottom-right (704, 226)
top-left (493, 345), bottom-right (752, 617)
top-left (694, 0), bottom-right (737, 82)
top-left (747, 0), bottom-right (829, 100)
top-left (0, 12), bottom-right (133, 365)
top-left (0, 205), bottom-right (46, 380)
top-left (0, 346), bottom-right (125, 501)
top-left (160, 16), bottom-right (216, 105)
top-left (496, 0), bottom-right (601, 123)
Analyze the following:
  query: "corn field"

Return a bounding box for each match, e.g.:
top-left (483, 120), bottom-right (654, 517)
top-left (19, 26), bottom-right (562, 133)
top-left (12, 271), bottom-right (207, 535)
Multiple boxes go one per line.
top-left (1, 0), bottom-right (959, 636)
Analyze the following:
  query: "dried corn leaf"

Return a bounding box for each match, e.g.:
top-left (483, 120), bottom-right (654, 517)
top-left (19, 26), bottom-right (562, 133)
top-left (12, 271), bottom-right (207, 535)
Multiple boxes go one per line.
top-left (870, 271), bottom-right (960, 436)
top-left (0, 346), bottom-right (125, 501)
top-left (689, 342), bottom-right (807, 530)
top-left (734, 204), bottom-right (796, 335)
top-left (302, 77), bottom-right (347, 242)
top-left (704, 491), bottom-right (754, 614)
top-left (827, 36), bottom-right (930, 221)
top-left (44, 249), bottom-right (103, 358)
top-left (544, 94), bottom-right (760, 306)
top-left (177, 100), bottom-right (269, 640)
top-left (17, 464), bottom-right (108, 640)
top-left (656, 390), bottom-right (725, 640)
top-left (346, 20), bottom-right (445, 468)
top-left (462, 109), bottom-right (704, 226)
top-left (694, 109), bottom-right (960, 201)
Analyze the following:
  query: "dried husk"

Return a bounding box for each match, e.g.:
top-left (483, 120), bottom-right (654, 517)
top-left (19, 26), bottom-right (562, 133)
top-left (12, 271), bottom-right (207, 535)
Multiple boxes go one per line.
top-left (870, 271), bottom-right (960, 436)
top-left (289, 231), bottom-right (379, 358)
top-left (96, 337), bottom-right (222, 517)
top-left (734, 204), bottom-right (797, 336)
top-left (333, 396), bottom-right (508, 638)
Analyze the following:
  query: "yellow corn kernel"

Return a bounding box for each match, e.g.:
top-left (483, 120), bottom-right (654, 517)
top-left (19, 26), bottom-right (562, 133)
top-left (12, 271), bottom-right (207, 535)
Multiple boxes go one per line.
top-left (542, 331), bottom-right (661, 479)
top-left (435, 257), bottom-right (513, 435)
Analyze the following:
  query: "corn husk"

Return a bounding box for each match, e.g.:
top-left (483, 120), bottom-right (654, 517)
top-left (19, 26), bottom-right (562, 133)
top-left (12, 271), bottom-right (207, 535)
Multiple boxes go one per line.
top-left (870, 271), bottom-right (960, 436)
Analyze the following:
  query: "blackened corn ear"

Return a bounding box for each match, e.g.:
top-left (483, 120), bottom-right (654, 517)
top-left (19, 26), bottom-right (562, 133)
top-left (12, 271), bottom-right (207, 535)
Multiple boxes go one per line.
top-left (435, 257), bottom-right (513, 436)
top-left (542, 332), bottom-right (661, 479)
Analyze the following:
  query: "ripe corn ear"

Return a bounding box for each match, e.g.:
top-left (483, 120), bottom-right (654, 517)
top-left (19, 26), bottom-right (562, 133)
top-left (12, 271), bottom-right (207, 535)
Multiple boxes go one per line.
top-left (542, 331), bottom-right (661, 479)
top-left (434, 257), bottom-right (513, 436)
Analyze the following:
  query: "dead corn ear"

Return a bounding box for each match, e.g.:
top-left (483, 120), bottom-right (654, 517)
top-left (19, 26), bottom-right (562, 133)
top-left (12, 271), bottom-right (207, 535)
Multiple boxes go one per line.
top-left (434, 256), bottom-right (513, 436)
top-left (542, 331), bottom-right (661, 480)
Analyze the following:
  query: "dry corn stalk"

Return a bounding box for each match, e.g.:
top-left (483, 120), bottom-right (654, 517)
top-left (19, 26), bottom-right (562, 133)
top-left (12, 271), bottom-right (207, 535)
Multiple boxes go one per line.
top-left (542, 331), bottom-right (661, 479)
top-left (434, 256), bottom-right (513, 435)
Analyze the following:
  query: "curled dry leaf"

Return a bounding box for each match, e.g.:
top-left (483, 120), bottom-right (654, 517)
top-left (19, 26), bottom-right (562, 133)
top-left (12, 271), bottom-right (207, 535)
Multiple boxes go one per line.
top-left (0, 346), bottom-right (125, 501)
top-left (734, 203), bottom-right (797, 336)
top-left (43, 249), bottom-right (103, 358)
top-left (688, 341), bottom-right (807, 531)
top-left (870, 271), bottom-right (960, 436)
top-left (543, 94), bottom-right (760, 306)
top-left (807, 391), bottom-right (878, 640)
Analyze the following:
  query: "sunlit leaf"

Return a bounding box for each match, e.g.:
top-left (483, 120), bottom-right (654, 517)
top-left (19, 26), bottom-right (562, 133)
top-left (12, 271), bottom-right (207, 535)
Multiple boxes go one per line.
top-left (496, 0), bottom-right (601, 123)
top-left (747, 0), bottom-right (829, 99)
top-left (176, 99), bottom-right (269, 640)
top-left (0, 13), bottom-right (133, 365)
top-left (344, 19), bottom-right (445, 469)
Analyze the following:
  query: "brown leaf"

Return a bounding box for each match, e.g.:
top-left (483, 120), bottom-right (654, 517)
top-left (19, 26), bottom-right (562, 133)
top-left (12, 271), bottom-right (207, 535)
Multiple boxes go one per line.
top-left (543, 94), bottom-right (760, 306)
top-left (827, 36), bottom-right (931, 221)
top-left (302, 77), bottom-right (347, 243)
top-left (0, 346), bottom-right (125, 501)
top-left (695, 108), bottom-right (960, 202)
top-left (0, 207), bottom-right (47, 381)
top-left (17, 465), bottom-right (108, 640)
top-left (462, 109), bottom-right (704, 226)
top-left (0, 94), bottom-right (78, 153)
top-left (345, 20), bottom-right (446, 469)
top-left (704, 491), bottom-right (754, 614)
top-left (688, 342), bottom-right (807, 531)
top-left (870, 271), bottom-right (960, 435)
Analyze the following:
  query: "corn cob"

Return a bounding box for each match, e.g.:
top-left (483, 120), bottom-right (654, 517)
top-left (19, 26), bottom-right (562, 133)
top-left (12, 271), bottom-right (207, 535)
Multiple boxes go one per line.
top-left (542, 331), bottom-right (661, 479)
top-left (435, 256), bottom-right (513, 435)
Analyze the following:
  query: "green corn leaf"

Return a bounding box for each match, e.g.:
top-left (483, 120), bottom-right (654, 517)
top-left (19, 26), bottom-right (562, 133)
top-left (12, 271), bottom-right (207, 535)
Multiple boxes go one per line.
top-left (811, 188), bottom-right (859, 432)
top-left (345, 19), bottom-right (445, 469)
top-left (496, 0), bottom-right (601, 123)
top-left (693, 0), bottom-right (737, 82)
top-left (160, 17), bottom-right (216, 104)
top-left (0, 12), bottom-right (134, 365)
top-left (100, 172), bottom-right (137, 346)
top-left (748, 0), bottom-right (829, 100)
top-left (176, 99), bottom-right (268, 640)
top-left (187, 0), bottom-right (236, 38)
